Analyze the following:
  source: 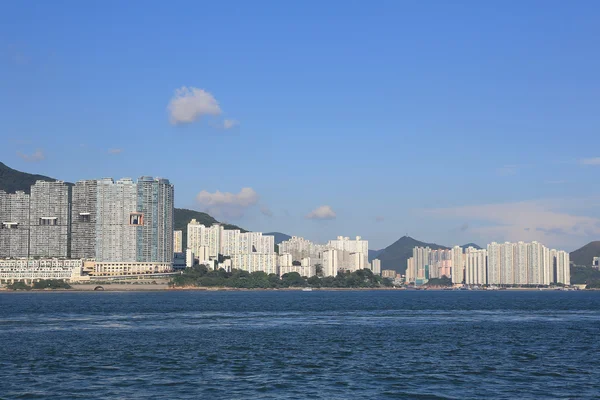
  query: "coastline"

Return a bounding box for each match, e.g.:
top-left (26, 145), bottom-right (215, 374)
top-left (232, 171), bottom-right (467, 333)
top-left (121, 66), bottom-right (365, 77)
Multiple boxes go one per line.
top-left (1, 285), bottom-right (596, 293)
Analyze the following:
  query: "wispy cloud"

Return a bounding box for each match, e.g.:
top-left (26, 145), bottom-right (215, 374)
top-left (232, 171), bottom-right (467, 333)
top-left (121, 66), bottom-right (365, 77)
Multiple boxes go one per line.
top-left (108, 148), bottom-right (123, 155)
top-left (579, 157), bottom-right (600, 166)
top-left (17, 149), bottom-right (45, 162)
top-left (223, 119), bottom-right (239, 130)
top-left (375, 216), bottom-right (385, 222)
top-left (545, 180), bottom-right (566, 185)
top-left (168, 86), bottom-right (222, 125)
top-left (306, 205), bottom-right (337, 220)
top-left (425, 199), bottom-right (600, 249)
top-left (196, 187), bottom-right (259, 219)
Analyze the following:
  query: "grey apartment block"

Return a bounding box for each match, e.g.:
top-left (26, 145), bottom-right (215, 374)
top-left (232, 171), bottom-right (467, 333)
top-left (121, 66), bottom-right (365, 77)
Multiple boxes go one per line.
top-left (95, 178), bottom-right (138, 262)
top-left (0, 190), bottom-right (30, 257)
top-left (29, 181), bottom-right (71, 258)
top-left (136, 177), bottom-right (174, 263)
top-left (71, 179), bottom-right (98, 259)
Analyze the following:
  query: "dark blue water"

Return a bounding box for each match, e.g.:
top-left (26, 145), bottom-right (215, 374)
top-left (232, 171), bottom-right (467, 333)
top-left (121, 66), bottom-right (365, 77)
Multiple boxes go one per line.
top-left (1, 291), bottom-right (599, 399)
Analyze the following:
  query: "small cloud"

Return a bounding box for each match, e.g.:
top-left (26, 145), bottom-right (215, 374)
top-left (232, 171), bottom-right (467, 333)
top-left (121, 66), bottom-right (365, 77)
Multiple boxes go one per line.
top-left (260, 206), bottom-right (273, 217)
top-left (306, 205), bottom-right (336, 220)
top-left (168, 86), bottom-right (222, 125)
top-left (17, 149), bottom-right (45, 162)
top-left (108, 148), bottom-right (123, 155)
top-left (496, 165), bottom-right (518, 176)
top-left (223, 119), bottom-right (239, 129)
top-left (196, 187), bottom-right (259, 219)
top-left (375, 216), bottom-right (385, 222)
top-left (579, 158), bottom-right (600, 166)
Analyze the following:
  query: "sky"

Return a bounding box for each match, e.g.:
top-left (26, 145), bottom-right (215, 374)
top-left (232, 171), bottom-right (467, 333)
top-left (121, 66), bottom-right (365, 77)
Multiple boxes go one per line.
top-left (1, 0), bottom-right (600, 251)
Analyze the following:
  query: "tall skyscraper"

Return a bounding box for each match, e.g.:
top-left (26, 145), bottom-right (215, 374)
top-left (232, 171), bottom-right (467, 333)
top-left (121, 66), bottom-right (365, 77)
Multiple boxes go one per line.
top-left (29, 181), bottom-right (71, 257)
top-left (136, 177), bottom-right (174, 264)
top-left (0, 190), bottom-right (30, 257)
top-left (71, 179), bottom-right (98, 259)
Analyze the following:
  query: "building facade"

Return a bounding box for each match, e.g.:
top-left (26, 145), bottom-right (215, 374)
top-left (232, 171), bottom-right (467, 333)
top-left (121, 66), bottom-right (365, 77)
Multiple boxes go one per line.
top-left (0, 190), bottom-right (30, 258)
top-left (29, 181), bottom-right (71, 258)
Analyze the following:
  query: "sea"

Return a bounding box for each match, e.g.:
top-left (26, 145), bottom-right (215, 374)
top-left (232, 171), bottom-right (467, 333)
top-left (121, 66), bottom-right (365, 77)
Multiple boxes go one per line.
top-left (0, 290), bottom-right (599, 399)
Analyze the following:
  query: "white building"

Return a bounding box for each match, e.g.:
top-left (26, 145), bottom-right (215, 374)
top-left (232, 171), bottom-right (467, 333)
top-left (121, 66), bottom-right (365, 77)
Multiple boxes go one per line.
top-left (0, 258), bottom-right (83, 283)
top-left (371, 259), bottom-right (381, 275)
top-left (465, 247), bottom-right (487, 285)
top-left (174, 230), bottom-right (183, 253)
top-left (229, 253), bottom-right (278, 275)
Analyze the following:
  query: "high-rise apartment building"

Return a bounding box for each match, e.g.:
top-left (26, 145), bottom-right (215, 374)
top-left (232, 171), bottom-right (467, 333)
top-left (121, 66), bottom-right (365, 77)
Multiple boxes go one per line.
top-left (0, 190), bottom-right (30, 257)
top-left (371, 259), bottom-right (381, 275)
top-left (96, 178), bottom-right (138, 262)
top-left (29, 181), bottom-right (71, 258)
top-left (464, 247), bottom-right (487, 285)
top-left (174, 230), bottom-right (183, 253)
top-left (71, 180), bottom-right (98, 259)
top-left (136, 177), bottom-right (174, 264)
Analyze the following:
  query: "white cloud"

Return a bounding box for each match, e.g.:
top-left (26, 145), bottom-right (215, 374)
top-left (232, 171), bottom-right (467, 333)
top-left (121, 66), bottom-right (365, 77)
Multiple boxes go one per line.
top-left (223, 119), bottom-right (239, 129)
top-left (17, 149), bottom-right (45, 162)
top-left (425, 199), bottom-right (600, 249)
top-left (168, 86), bottom-right (222, 125)
top-left (306, 205), bottom-right (337, 220)
top-left (108, 148), bottom-right (123, 155)
top-left (579, 158), bottom-right (600, 166)
top-left (196, 187), bottom-right (259, 218)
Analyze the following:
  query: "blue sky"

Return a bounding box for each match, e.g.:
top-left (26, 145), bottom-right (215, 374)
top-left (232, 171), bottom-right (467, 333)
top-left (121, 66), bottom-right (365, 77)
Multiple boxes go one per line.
top-left (1, 1), bottom-right (600, 250)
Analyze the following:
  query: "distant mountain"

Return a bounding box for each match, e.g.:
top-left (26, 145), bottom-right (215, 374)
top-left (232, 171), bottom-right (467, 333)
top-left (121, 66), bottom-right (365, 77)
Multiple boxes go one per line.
top-left (570, 241), bottom-right (600, 267)
top-left (0, 162), bottom-right (58, 193)
top-left (368, 249), bottom-right (383, 262)
top-left (0, 163), bottom-right (247, 250)
top-left (461, 243), bottom-right (481, 250)
top-left (376, 236), bottom-right (449, 274)
top-left (264, 232), bottom-right (291, 245)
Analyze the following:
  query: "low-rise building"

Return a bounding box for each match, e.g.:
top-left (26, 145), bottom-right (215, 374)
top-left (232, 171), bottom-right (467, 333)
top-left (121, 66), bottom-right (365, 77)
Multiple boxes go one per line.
top-left (0, 258), bottom-right (83, 283)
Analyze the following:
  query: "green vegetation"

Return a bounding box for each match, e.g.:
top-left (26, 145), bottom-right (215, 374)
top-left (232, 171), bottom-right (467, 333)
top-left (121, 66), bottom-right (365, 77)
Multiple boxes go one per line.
top-left (570, 265), bottom-right (600, 288)
top-left (0, 162), bottom-right (59, 194)
top-left (32, 280), bottom-right (72, 289)
top-left (4, 280), bottom-right (72, 290)
top-left (569, 241), bottom-right (600, 267)
top-left (171, 265), bottom-right (393, 289)
top-left (425, 276), bottom-right (452, 286)
top-left (5, 281), bottom-right (32, 290)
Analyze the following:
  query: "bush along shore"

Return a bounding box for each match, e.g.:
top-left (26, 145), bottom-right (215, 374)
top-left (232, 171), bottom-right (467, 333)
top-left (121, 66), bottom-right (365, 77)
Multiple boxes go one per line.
top-left (3, 280), bottom-right (72, 291)
top-left (171, 265), bottom-right (393, 289)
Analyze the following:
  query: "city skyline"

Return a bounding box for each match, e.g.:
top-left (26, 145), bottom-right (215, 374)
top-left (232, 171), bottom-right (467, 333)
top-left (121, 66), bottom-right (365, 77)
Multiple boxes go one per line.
top-left (2, 2), bottom-right (600, 251)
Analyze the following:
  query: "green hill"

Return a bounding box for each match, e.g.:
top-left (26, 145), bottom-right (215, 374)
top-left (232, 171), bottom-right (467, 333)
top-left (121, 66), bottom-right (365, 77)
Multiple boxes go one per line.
top-left (376, 236), bottom-right (449, 274)
top-left (0, 163), bottom-right (246, 250)
top-left (0, 162), bottom-right (58, 193)
top-left (570, 241), bottom-right (600, 267)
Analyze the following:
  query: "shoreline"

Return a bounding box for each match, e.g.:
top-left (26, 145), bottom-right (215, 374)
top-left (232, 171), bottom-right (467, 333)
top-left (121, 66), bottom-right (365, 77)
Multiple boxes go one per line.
top-left (0, 285), bottom-right (597, 293)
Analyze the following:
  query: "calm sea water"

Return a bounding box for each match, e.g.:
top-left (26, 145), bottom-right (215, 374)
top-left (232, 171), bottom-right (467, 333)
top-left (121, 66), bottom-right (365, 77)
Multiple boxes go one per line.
top-left (0, 290), bottom-right (599, 399)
